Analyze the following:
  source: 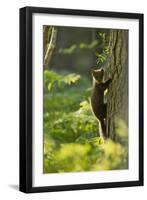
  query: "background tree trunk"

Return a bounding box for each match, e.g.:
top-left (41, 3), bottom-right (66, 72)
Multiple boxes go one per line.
top-left (43, 26), bottom-right (58, 69)
top-left (104, 30), bottom-right (128, 140)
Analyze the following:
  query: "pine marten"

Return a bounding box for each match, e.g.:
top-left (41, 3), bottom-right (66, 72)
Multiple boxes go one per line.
top-left (91, 68), bottom-right (111, 138)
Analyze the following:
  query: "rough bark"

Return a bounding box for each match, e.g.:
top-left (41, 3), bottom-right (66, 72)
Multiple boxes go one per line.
top-left (104, 30), bottom-right (128, 140)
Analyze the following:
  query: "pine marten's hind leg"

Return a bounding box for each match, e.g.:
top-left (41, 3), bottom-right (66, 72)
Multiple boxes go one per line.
top-left (100, 119), bottom-right (106, 138)
top-left (98, 105), bottom-right (107, 138)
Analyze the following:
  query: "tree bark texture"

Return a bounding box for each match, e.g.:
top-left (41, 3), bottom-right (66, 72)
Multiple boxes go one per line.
top-left (103, 30), bottom-right (128, 140)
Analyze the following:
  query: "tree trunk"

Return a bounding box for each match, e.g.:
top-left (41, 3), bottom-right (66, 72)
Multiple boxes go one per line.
top-left (43, 26), bottom-right (58, 69)
top-left (104, 30), bottom-right (128, 140)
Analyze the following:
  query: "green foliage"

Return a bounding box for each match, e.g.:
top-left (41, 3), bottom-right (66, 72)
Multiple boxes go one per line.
top-left (79, 40), bottom-right (98, 49)
top-left (59, 44), bottom-right (77, 54)
top-left (58, 40), bottom-right (98, 55)
top-left (96, 31), bottom-right (111, 66)
top-left (96, 46), bottom-right (110, 65)
top-left (44, 136), bottom-right (128, 173)
top-left (44, 97), bottom-right (98, 143)
top-left (43, 69), bottom-right (128, 173)
top-left (44, 70), bottom-right (81, 92)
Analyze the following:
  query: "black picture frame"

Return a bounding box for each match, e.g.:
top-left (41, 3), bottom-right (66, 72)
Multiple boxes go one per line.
top-left (19, 6), bottom-right (144, 193)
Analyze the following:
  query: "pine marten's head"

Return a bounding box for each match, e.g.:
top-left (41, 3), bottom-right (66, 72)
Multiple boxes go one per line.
top-left (91, 69), bottom-right (104, 83)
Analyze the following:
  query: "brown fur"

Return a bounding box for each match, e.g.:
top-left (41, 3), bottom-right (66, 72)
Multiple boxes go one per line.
top-left (91, 69), bottom-right (111, 138)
